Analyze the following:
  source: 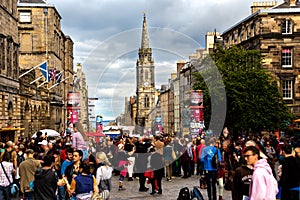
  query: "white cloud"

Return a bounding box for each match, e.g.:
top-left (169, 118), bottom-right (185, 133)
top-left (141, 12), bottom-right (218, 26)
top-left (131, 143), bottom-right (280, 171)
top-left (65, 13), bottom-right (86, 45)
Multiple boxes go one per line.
top-left (47, 0), bottom-right (257, 119)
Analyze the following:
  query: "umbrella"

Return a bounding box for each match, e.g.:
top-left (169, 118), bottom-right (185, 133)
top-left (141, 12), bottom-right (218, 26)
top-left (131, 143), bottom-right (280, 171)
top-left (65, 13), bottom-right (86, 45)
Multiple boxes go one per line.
top-left (32, 129), bottom-right (60, 138)
top-left (85, 132), bottom-right (105, 137)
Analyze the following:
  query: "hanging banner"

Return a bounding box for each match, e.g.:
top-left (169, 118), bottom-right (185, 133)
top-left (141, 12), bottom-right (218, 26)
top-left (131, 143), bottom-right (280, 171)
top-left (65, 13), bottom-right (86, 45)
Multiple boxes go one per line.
top-left (70, 110), bottom-right (79, 123)
top-left (67, 92), bottom-right (80, 110)
top-left (190, 90), bottom-right (204, 138)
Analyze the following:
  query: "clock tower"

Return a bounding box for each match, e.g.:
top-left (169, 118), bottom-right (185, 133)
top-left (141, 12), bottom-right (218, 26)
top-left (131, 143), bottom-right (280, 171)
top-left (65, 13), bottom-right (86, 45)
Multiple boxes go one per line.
top-left (136, 14), bottom-right (156, 133)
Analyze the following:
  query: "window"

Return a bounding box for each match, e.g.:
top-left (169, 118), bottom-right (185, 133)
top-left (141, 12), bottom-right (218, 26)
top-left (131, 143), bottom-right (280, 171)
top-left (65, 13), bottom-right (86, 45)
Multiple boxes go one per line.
top-left (282, 19), bottom-right (292, 34)
top-left (144, 95), bottom-right (149, 108)
top-left (282, 48), bottom-right (292, 68)
top-left (282, 80), bottom-right (293, 99)
top-left (19, 11), bottom-right (31, 23)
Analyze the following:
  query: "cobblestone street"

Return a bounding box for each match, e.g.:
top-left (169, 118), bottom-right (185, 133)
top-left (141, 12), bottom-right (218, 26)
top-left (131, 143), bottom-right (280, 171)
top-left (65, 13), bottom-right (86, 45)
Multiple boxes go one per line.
top-left (109, 175), bottom-right (232, 200)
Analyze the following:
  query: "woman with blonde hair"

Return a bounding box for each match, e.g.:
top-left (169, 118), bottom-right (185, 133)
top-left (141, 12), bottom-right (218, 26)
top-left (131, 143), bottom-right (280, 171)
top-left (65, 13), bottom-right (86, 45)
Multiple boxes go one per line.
top-left (95, 152), bottom-right (113, 200)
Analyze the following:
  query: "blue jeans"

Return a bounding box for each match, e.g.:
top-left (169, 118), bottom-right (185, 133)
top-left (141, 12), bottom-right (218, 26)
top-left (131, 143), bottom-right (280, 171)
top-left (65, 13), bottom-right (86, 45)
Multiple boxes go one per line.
top-left (58, 186), bottom-right (66, 200)
top-left (0, 185), bottom-right (11, 200)
top-left (24, 191), bottom-right (33, 200)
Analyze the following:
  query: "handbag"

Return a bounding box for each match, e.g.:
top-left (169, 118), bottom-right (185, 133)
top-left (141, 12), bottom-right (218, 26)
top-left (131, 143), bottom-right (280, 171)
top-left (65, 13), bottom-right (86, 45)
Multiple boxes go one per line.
top-left (1, 162), bottom-right (19, 195)
top-left (92, 192), bottom-right (103, 200)
top-left (76, 192), bottom-right (92, 200)
top-left (98, 167), bottom-right (110, 200)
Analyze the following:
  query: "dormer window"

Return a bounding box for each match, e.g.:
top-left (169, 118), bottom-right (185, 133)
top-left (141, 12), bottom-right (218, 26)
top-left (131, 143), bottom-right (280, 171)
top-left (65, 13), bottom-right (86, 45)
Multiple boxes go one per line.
top-left (282, 19), bottom-right (292, 34)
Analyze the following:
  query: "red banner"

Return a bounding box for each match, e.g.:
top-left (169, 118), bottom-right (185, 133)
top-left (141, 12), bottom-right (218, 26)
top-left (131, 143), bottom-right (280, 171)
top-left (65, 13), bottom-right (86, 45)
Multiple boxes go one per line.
top-left (70, 110), bottom-right (78, 123)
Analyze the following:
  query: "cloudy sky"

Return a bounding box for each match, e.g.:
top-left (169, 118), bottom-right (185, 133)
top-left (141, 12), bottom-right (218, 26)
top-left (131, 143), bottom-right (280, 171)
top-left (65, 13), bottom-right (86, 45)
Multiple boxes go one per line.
top-left (46, 0), bottom-right (256, 120)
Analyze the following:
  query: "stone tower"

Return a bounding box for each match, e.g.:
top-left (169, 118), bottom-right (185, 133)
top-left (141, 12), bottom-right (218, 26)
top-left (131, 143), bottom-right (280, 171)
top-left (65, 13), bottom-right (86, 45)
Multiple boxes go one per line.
top-left (136, 14), bottom-right (156, 133)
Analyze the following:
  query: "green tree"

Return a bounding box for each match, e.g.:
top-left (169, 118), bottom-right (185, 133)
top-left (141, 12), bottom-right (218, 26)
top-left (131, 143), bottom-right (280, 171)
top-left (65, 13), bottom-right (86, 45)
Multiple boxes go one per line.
top-left (193, 45), bottom-right (294, 136)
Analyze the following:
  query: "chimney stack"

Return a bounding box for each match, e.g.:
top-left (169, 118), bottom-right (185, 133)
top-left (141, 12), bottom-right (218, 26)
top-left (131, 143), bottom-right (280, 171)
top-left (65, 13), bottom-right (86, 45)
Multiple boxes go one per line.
top-left (251, 1), bottom-right (278, 14)
top-left (177, 61), bottom-right (186, 75)
top-left (288, 0), bottom-right (296, 5)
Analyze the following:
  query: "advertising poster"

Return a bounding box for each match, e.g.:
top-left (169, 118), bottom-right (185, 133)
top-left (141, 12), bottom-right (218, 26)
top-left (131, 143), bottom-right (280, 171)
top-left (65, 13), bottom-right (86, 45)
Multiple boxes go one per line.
top-left (67, 92), bottom-right (81, 110)
top-left (190, 90), bottom-right (204, 138)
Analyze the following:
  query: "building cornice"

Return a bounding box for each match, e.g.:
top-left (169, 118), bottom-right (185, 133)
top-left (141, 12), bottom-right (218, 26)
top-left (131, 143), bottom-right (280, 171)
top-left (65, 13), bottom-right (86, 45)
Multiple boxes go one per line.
top-left (222, 6), bottom-right (300, 36)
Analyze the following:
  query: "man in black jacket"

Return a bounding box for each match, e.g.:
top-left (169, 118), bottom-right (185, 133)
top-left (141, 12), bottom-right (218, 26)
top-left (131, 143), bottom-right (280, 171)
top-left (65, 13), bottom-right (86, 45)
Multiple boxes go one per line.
top-left (134, 137), bottom-right (151, 192)
top-left (33, 155), bottom-right (58, 200)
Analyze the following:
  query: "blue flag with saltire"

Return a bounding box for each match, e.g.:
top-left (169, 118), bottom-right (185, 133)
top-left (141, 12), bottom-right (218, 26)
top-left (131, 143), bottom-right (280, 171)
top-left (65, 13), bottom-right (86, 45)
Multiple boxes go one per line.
top-left (38, 61), bottom-right (50, 82)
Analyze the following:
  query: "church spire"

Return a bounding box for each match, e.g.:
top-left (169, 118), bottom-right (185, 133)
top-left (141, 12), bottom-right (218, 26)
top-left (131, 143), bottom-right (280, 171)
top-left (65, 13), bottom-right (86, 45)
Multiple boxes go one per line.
top-left (141, 13), bottom-right (150, 49)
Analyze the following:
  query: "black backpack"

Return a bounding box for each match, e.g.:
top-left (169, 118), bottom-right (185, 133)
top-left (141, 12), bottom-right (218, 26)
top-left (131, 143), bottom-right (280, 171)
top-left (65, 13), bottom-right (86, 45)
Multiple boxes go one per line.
top-left (190, 186), bottom-right (204, 200)
top-left (17, 152), bottom-right (25, 166)
top-left (177, 187), bottom-right (191, 200)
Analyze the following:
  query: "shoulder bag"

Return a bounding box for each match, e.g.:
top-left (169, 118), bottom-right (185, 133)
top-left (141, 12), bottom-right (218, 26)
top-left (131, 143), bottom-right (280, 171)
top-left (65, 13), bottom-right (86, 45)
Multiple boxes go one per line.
top-left (98, 167), bottom-right (110, 200)
top-left (1, 162), bottom-right (19, 195)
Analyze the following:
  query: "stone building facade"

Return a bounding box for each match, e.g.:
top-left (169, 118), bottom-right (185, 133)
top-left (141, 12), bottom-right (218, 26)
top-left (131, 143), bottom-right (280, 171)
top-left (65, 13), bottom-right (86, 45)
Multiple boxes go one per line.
top-left (0, 0), bottom-right (23, 141)
top-left (73, 63), bottom-right (88, 132)
top-left (17, 0), bottom-right (74, 137)
top-left (222, 0), bottom-right (300, 117)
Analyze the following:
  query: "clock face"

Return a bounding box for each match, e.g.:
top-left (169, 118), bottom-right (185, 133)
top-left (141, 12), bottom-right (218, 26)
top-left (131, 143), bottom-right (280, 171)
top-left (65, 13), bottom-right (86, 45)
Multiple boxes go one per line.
top-left (144, 81), bottom-right (149, 86)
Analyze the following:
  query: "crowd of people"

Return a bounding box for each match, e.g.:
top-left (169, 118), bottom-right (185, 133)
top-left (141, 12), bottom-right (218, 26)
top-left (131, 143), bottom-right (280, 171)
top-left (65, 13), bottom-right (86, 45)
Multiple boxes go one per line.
top-left (0, 124), bottom-right (299, 200)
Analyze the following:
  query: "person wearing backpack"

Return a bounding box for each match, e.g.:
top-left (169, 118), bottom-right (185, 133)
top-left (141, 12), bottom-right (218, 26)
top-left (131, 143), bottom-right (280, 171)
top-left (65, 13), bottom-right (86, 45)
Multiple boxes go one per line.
top-left (200, 137), bottom-right (222, 200)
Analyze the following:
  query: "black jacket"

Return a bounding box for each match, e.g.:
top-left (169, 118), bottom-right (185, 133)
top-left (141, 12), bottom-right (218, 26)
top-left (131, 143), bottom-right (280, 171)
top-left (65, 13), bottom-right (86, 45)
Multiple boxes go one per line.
top-left (33, 168), bottom-right (57, 200)
top-left (232, 165), bottom-right (253, 200)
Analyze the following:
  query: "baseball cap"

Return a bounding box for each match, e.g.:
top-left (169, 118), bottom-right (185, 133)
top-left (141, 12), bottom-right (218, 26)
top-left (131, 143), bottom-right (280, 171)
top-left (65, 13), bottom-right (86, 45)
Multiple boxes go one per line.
top-left (38, 140), bottom-right (48, 146)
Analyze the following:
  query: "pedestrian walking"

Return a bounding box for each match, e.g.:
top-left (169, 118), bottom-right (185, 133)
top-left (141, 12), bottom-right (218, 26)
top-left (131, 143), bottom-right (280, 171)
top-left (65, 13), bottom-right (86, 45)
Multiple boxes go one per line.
top-left (231, 163), bottom-right (253, 200)
top-left (19, 149), bottom-right (41, 200)
top-left (0, 151), bottom-right (15, 200)
top-left (95, 152), bottom-right (113, 199)
top-left (116, 143), bottom-right (129, 191)
top-left (244, 146), bottom-right (278, 200)
top-left (280, 143), bottom-right (300, 200)
top-left (65, 162), bottom-right (98, 200)
top-left (72, 122), bottom-right (89, 161)
top-left (134, 137), bottom-right (151, 192)
top-left (200, 137), bottom-right (222, 200)
top-left (163, 138), bottom-right (174, 181)
top-left (124, 137), bottom-right (135, 181)
top-left (33, 155), bottom-right (60, 200)
top-left (149, 147), bottom-right (164, 195)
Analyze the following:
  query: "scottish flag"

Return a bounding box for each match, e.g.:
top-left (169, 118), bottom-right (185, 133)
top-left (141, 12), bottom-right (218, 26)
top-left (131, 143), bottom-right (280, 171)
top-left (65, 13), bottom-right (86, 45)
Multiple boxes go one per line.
top-left (38, 61), bottom-right (50, 82)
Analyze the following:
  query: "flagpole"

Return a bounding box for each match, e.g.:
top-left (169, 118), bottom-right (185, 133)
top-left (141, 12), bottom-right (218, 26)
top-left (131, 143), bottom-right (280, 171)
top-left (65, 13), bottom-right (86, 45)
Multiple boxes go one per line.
top-left (48, 76), bottom-right (70, 90)
top-left (30, 76), bottom-right (43, 84)
top-left (19, 61), bottom-right (47, 78)
top-left (37, 80), bottom-right (47, 88)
